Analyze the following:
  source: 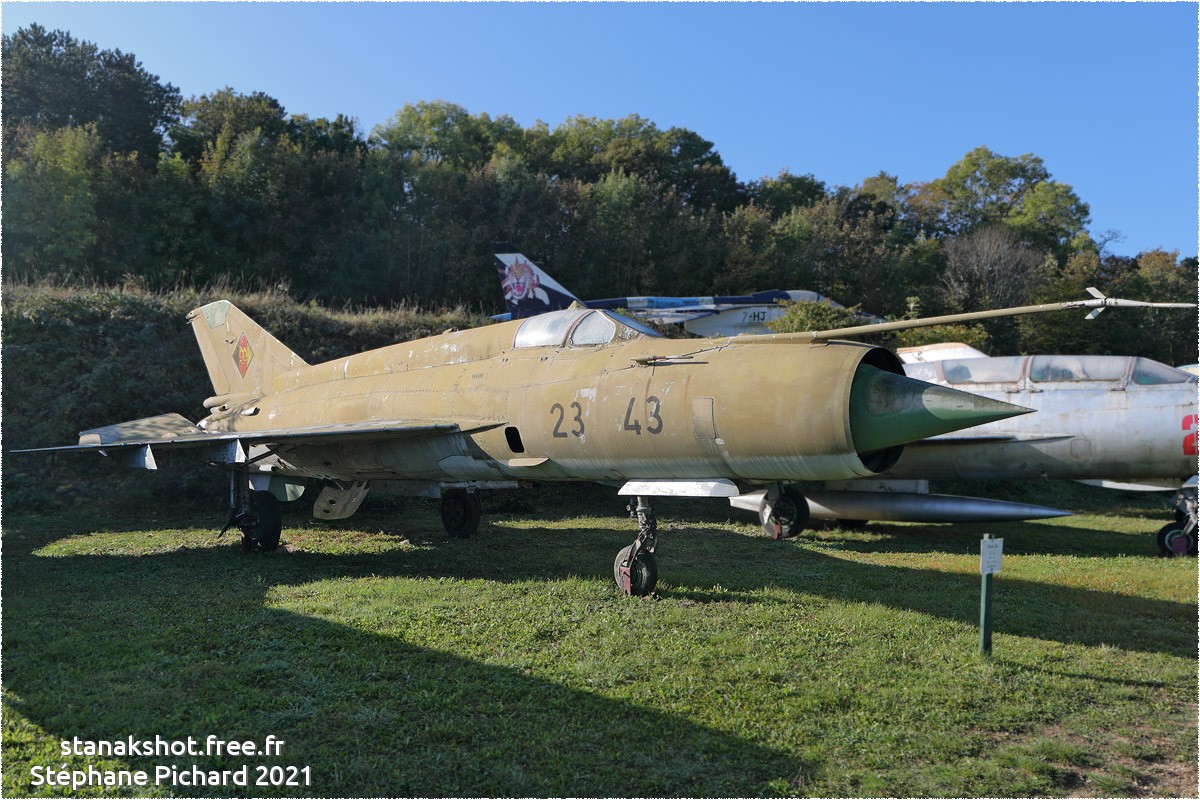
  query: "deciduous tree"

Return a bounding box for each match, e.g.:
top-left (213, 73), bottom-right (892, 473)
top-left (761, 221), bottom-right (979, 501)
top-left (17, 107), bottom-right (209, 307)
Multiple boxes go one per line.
top-left (909, 146), bottom-right (1090, 253)
top-left (3, 24), bottom-right (180, 163)
top-left (3, 125), bottom-right (101, 278)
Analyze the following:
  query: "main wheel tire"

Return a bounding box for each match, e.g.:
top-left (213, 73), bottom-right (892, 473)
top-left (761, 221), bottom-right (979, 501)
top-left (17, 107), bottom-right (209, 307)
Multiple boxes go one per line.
top-left (613, 545), bottom-right (658, 596)
top-left (759, 487), bottom-right (810, 539)
top-left (240, 491), bottom-right (282, 553)
top-left (441, 489), bottom-right (482, 538)
top-left (1156, 522), bottom-right (1196, 557)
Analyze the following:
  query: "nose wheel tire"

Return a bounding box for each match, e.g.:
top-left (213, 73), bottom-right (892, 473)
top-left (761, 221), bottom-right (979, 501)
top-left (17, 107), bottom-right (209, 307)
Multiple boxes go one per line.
top-left (240, 491), bottom-right (282, 553)
top-left (441, 489), bottom-right (482, 538)
top-left (759, 487), bottom-right (810, 540)
top-left (1156, 522), bottom-right (1197, 557)
top-left (614, 544), bottom-right (658, 596)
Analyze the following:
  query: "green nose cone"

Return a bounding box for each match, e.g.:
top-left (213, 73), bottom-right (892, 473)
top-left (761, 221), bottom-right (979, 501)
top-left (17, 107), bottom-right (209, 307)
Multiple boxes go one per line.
top-left (850, 364), bottom-right (1031, 453)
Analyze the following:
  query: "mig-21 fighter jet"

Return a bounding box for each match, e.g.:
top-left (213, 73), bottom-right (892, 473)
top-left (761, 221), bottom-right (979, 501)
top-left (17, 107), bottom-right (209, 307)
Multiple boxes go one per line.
top-left (17, 290), bottom-right (1192, 594)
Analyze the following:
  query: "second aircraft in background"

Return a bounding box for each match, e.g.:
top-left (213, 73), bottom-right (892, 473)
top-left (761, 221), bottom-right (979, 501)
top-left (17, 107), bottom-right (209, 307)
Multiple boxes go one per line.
top-left (493, 242), bottom-right (877, 337)
top-left (731, 344), bottom-right (1199, 556)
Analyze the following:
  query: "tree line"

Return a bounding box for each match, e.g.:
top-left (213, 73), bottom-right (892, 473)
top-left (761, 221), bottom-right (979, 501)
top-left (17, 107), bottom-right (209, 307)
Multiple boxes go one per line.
top-left (3, 24), bottom-right (1195, 363)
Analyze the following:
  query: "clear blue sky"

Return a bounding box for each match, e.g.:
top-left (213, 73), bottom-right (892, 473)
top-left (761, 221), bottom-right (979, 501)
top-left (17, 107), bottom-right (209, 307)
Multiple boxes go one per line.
top-left (4, 2), bottom-right (1197, 258)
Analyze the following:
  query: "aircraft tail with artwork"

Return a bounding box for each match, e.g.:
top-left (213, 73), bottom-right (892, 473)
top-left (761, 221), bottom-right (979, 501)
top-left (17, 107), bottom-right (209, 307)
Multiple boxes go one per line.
top-left (494, 242), bottom-right (582, 319)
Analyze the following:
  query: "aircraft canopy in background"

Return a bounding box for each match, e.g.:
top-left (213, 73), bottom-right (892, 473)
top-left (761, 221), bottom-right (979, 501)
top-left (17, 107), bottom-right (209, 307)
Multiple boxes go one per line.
top-left (492, 242), bottom-right (878, 337)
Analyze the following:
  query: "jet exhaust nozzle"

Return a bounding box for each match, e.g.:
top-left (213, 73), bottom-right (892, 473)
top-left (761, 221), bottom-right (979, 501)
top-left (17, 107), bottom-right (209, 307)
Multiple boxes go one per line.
top-left (850, 364), bottom-right (1031, 455)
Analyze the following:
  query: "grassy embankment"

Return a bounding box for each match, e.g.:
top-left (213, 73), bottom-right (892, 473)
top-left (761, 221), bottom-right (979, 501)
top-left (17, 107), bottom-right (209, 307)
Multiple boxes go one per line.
top-left (1, 284), bottom-right (488, 513)
top-left (2, 286), bottom-right (1196, 796)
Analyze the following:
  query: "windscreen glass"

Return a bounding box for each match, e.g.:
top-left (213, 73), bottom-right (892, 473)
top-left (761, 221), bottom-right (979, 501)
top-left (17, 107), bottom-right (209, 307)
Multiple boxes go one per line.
top-left (902, 363), bottom-right (939, 382)
top-left (1130, 358), bottom-right (1196, 385)
top-left (607, 311), bottom-right (664, 339)
top-left (514, 309), bottom-right (591, 348)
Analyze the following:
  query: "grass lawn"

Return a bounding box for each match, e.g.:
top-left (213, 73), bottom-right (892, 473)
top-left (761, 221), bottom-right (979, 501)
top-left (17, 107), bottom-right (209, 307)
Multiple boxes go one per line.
top-left (3, 486), bottom-right (1196, 797)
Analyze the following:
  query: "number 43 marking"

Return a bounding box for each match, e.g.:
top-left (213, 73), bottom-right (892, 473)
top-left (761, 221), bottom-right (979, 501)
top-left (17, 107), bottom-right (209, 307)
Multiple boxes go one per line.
top-left (624, 396), bottom-right (663, 435)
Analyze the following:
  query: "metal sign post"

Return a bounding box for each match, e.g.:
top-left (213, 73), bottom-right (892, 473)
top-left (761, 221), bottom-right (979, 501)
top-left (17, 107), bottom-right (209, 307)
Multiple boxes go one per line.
top-left (979, 534), bottom-right (1003, 657)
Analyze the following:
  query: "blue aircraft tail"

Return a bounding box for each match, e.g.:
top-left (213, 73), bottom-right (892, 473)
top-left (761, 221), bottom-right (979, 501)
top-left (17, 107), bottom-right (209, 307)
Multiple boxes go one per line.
top-left (494, 243), bottom-right (582, 319)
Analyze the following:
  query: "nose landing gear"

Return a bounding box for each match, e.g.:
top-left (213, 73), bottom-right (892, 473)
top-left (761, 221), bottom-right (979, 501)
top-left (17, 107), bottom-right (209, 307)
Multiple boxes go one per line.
top-left (615, 496), bottom-right (659, 596)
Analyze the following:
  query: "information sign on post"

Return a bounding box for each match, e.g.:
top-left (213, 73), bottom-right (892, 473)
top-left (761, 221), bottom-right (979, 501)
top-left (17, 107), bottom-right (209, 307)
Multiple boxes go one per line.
top-left (980, 537), bottom-right (1004, 575)
top-left (979, 535), bottom-right (1003, 657)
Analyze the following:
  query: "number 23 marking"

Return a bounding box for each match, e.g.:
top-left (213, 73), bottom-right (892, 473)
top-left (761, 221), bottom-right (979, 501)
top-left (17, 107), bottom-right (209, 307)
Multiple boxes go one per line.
top-left (551, 402), bottom-right (584, 438)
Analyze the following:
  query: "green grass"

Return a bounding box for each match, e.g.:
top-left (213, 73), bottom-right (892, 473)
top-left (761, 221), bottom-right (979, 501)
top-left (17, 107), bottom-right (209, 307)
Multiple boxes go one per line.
top-left (3, 488), bottom-right (1196, 797)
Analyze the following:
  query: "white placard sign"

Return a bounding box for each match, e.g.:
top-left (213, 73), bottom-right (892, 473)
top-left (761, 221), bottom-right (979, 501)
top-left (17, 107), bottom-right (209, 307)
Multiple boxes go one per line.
top-left (980, 538), bottom-right (1004, 575)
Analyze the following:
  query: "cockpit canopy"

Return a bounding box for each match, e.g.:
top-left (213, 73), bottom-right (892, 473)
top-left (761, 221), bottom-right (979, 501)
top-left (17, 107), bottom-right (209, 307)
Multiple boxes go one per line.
top-left (905, 354), bottom-right (1196, 387)
top-left (513, 309), bottom-right (663, 349)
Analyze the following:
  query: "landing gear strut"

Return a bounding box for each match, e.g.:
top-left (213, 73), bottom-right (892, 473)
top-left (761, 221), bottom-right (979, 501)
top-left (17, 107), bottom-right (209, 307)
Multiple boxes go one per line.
top-left (615, 496), bottom-right (659, 596)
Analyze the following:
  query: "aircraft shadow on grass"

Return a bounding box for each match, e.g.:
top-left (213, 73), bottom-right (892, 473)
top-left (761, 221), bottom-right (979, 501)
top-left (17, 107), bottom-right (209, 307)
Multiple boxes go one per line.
top-left (802, 518), bottom-right (1168, 560)
top-left (9, 511), bottom-right (1197, 657)
top-left (3, 515), bottom-right (1194, 796)
top-left (653, 525), bottom-right (1196, 660)
top-left (2, 523), bottom-right (804, 797)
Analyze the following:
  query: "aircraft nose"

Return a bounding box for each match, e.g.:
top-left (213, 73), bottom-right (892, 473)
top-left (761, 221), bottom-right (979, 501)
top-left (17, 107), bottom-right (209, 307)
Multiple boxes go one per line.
top-left (849, 363), bottom-right (1031, 454)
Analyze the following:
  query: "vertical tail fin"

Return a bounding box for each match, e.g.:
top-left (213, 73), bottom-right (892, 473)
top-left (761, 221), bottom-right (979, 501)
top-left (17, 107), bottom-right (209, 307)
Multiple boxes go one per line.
top-left (187, 301), bottom-right (308, 402)
top-left (493, 242), bottom-right (582, 319)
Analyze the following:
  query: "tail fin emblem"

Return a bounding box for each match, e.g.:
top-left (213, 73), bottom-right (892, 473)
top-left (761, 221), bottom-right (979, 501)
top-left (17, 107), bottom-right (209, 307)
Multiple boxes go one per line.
top-left (234, 333), bottom-right (254, 378)
top-left (502, 258), bottom-right (547, 304)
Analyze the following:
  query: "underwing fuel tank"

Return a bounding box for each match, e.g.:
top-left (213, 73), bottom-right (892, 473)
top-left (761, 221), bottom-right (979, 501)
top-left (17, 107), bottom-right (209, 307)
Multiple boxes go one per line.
top-left (806, 489), bottom-right (1072, 523)
top-left (730, 488), bottom-right (1070, 523)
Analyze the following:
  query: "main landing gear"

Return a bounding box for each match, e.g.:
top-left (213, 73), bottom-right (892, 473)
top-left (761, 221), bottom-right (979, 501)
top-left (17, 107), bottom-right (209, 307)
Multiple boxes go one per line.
top-left (614, 496), bottom-right (659, 597)
top-left (440, 488), bottom-right (482, 538)
top-left (1157, 482), bottom-right (1197, 557)
top-left (759, 483), bottom-right (810, 540)
top-left (239, 491), bottom-right (283, 553)
top-left (221, 464), bottom-right (283, 553)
